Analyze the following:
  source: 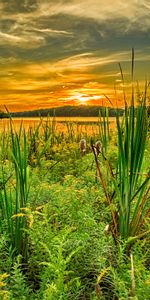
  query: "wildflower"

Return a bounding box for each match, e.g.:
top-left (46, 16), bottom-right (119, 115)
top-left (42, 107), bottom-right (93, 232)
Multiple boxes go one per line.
top-left (0, 273), bottom-right (9, 288)
top-left (104, 224), bottom-right (110, 234)
top-left (28, 214), bottom-right (34, 228)
top-left (79, 139), bottom-right (86, 154)
top-left (95, 140), bottom-right (102, 155)
top-left (12, 213), bottom-right (25, 219)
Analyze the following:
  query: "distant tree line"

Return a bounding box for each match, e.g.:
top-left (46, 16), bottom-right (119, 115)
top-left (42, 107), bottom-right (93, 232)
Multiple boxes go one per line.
top-left (2, 105), bottom-right (149, 120)
top-left (12, 105), bottom-right (124, 118)
top-left (0, 110), bottom-right (9, 118)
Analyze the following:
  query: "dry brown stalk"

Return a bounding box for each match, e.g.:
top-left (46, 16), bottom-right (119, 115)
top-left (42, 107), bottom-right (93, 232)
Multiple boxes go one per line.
top-left (91, 142), bottom-right (118, 239)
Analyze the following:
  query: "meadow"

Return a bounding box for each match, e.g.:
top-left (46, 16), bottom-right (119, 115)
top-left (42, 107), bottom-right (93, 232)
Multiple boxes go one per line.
top-left (0, 97), bottom-right (150, 300)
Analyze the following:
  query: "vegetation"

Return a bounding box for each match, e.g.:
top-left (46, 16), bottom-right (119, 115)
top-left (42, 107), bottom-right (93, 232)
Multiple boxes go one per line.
top-left (11, 105), bottom-right (124, 118)
top-left (0, 110), bottom-right (9, 119)
top-left (0, 60), bottom-right (150, 299)
top-left (0, 106), bottom-right (149, 299)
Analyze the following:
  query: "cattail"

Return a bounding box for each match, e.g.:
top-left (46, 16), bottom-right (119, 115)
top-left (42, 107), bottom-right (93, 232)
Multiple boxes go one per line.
top-left (95, 140), bottom-right (102, 155)
top-left (79, 139), bottom-right (86, 154)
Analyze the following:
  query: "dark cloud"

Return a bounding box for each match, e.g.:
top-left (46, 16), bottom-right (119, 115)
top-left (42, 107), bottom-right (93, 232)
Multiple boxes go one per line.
top-left (1, 0), bottom-right (38, 13)
top-left (0, 0), bottom-right (150, 110)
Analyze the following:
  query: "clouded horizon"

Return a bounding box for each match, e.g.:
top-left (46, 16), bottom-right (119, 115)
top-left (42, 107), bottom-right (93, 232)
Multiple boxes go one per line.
top-left (0, 0), bottom-right (150, 111)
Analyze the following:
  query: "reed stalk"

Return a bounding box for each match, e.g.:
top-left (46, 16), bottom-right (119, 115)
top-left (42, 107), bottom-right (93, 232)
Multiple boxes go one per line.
top-left (92, 51), bottom-right (150, 242)
top-left (0, 118), bottom-right (30, 259)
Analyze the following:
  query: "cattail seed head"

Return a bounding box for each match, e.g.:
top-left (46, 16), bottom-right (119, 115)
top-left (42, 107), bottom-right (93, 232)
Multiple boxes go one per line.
top-left (79, 139), bottom-right (86, 153)
top-left (95, 140), bottom-right (102, 155)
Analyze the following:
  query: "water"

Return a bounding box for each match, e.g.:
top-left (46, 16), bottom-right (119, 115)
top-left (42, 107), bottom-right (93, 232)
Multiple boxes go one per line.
top-left (0, 116), bottom-right (116, 133)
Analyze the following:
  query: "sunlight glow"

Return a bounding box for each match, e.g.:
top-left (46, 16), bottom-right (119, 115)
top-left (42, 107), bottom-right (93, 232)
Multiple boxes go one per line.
top-left (69, 93), bottom-right (103, 105)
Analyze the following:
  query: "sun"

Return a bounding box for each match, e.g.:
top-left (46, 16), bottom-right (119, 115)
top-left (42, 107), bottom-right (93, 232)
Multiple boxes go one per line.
top-left (66, 91), bottom-right (104, 106)
top-left (76, 93), bottom-right (103, 105)
top-left (76, 93), bottom-right (90, 105)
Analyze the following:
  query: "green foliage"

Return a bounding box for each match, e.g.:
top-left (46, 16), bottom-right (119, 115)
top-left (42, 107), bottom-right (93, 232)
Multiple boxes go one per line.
top-left (0, 120), bottom-right (30, 259)
top-left (9, 255), bottom-right (30, 300)
top-left (91, 60), bottom-right (150, 243)
top-left (98, 107), bottom-right (110, 153)
top-left (110, 243), bottom-right (150, 299)
top-left (27, 174), bottom-right (111, 299)
top-left (0, 82), bottom-right (149, 299)
top-left (116, 94), bottom-right (149, 239)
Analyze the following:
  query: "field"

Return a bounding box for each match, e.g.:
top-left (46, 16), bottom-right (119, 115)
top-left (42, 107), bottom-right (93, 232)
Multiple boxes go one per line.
top-left (0, 103), bottom-right (150, 300)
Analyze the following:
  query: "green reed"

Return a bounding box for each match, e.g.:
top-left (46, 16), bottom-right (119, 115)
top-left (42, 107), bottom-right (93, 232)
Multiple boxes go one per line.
top-left (92, 95), bottom-right (149, 243)
top-left (116, 87), bottom-right (149, 240)
top-left (92, 52), bottom-right (150, 244)
top-left (0, 119), bottom-right (30, 259)
top-left (27, 119), bottom-right (42, 164)
top-left (27, 116), bottom-right (58, 164)
top-left (115, 50), bottom-right (150, 240)
top-left (98, 107), bottom-right (110, 153)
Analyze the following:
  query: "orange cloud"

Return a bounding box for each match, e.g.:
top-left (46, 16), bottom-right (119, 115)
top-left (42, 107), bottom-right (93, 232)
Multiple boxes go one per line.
top-left (0, 51), bottom-right (149, 111)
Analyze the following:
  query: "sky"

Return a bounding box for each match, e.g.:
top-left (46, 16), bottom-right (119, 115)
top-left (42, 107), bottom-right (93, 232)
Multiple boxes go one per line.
top-left (0, 0), bottom-right (150, 111)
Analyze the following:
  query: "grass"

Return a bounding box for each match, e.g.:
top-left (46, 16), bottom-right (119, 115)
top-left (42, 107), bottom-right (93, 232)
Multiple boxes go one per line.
top-left (92, 93), bottom-right (149, 245)
top-left (0, 119), bottom-right (30, 261)
top-left (0, 60), bottom-right (150, 299)
top-left (0, 112), bottom-right (149, 299)
top-left (98, 106), bottom-right (110, 154)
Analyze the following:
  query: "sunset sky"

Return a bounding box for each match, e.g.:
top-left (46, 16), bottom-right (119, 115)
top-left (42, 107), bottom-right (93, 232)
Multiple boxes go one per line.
top-left (0, 0), bottom-right (150, 111)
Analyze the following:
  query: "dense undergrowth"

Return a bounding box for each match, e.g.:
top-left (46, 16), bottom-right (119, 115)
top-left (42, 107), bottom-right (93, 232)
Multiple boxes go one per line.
top-left (0, 57), bottom-right (150, 299)
top-left (0, 109), bottom-right (149, 299)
